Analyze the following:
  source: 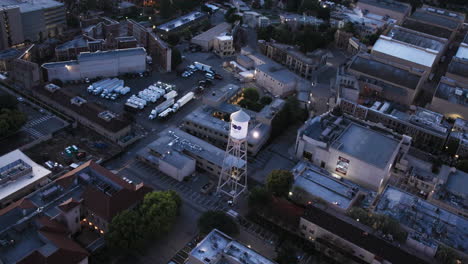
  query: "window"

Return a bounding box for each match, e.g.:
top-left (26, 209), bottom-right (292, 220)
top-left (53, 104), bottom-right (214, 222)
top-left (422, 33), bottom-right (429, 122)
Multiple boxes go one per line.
top-left (309, 229), bottom-right (314, 234)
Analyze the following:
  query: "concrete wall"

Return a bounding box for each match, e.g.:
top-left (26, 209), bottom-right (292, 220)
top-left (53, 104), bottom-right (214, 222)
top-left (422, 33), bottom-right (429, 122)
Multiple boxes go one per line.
top-left (158, 158), bottom-right (196, 182)
top-left (255, 68), bottom-right (296, 97)
top-left (45, 51), bottom-right (146, 82)
top-left (0, 7), bottom-right (24, 50)
top-left (429, 97), bottom-right (468, 120)
top-left (300, 217), bottom-right (376, 264)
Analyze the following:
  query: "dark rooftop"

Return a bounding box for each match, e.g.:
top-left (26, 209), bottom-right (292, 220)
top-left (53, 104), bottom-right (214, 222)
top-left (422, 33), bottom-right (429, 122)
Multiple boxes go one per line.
top-left (402, 19), bottom-right (452, 39)
top-left (303, 204), bottom-right (429, 264)
top-left (0, 48), bottom-right (21, 60)
top-left (410, 9), bottom-right (460, 30)
top-left (349, 55), bottom-right (422, 90)
top-left (35, 87), bottom-right (131, 133)
top-left (387, 26), bottom-right (446, 52)
top-left (447, 57), bottom-right (468, 78)
top-left (358, 0), bottom-right (411, 13)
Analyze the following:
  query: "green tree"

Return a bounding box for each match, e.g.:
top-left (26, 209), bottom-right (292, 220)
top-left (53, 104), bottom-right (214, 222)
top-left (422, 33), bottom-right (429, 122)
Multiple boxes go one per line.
top-left (248, 186), bottom-right (271, 210)
top-left (435, 245), bottom-right (460, 264)
top-left (275, 243), bottom-right (298, 264)
top-left (139, 190), bottom-right (182, 237)
top-left (167, 33), bottom-right (180, 46)
top-left (106, 190), bottom-right (182, 254)
top-left (198, 210), bottom-right (239, 236)
top-left (266, 170), bottom-right (294, 197)
top-left (0, 94), bottom-right (18, 109)
top-left (106, 209), bottom-right (145, 253)
top-left (171, 47), bottom-right (182, 70)
top-left (456, 159), bottom-right (468, 173)
top-left (159, 0), bottom-right (173, 19)
top-left (243, 87), bottom-right (260, 102)
top-left (342, 22), bottom-right (356, 34)
top-left (260, 96), bottom-right (272, 106)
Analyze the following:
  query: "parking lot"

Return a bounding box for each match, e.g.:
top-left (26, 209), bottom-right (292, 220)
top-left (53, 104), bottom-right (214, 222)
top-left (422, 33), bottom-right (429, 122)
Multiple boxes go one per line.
top-left (64, 50), bottom-right (238, 133)
top-left (120, 160), bottom-right (233, 212)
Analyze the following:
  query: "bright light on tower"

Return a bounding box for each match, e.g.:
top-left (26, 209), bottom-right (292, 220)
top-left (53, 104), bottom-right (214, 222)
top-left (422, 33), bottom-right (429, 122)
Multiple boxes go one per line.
top-left (253, 131), bottom-right (260, 139)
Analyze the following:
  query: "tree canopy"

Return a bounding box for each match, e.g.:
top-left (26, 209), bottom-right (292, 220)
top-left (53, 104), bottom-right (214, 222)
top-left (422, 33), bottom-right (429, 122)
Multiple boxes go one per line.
top-left (248, 186), bottom-right (271, 210)
top-left (271, 96), bottom-right (308, 138)
top-left (106, 190), bottom-right (182, 254)
top-left (198, 210), bottom-right (239, 236)
top-left (266, 170), bottom-right (294, 197)
top-left (346, 207), bottom-right (407, 242)
top-left (0, 94), bottom-right (26, 138)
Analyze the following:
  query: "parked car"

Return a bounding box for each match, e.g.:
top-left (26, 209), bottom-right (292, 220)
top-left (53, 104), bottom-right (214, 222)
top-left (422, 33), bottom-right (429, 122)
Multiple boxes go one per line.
top-left (205, 73), bottom-right (214, 80)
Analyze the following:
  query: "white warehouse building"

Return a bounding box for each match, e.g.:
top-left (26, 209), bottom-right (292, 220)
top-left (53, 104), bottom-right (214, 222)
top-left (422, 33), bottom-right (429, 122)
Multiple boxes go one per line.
top-left (295, 113), bottom-right (411, 191)
top-left (42, 47), bottom-right (147, 82)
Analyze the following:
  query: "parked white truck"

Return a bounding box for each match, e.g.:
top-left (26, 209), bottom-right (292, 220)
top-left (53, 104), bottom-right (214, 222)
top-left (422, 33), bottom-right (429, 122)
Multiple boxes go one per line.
top-left (172, 92), bottom-right (194, 112)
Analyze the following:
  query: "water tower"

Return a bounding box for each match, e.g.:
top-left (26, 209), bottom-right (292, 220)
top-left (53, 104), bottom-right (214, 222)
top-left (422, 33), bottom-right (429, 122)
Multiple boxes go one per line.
top-left (217, 110), bottom-right (249, 203)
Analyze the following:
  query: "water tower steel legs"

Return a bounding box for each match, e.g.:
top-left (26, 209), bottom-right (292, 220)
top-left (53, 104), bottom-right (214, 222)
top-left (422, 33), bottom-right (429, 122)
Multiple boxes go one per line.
top-left (217, 137), bottom-right (248, 203)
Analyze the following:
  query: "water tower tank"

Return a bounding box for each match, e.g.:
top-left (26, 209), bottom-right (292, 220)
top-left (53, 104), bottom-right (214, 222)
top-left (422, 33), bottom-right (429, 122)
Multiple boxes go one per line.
top-left (230, 110), bottom-right (250, 140)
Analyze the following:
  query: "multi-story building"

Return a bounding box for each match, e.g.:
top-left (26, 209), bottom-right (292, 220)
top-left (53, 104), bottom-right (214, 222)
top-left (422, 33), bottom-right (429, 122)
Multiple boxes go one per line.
top-left (186, 229), bottom-right (276, 264)
top-left (33, 86), bottom-right (135, 146)
top-left (42, 47), bottom-right (147, 82)
top-left (0, 47), bottom-right (20, 71)
top-left (137, 128), bottom-right (239, 180)
top-left (290, 161), bottom-right (369, 212)
top-left (429, 76), bottom-right (468, 120)
top-left (401, 5), bottom-right (465, 41)
top-left (0, 0), bottom-right (65, 45)
top-left (213, 35), bottom-right (235, 57)
top-left (0, 149), bottom-right (51, 208)
top-left (181, 84), bottom-right (273, 156)
top-left (445, 34), bottom-right (468, 84)
top-left (279, 13), bottom-right (324, 28)
top-left (356, 0), bottom-right (411, 24)
top-left (258, 40), bottom-right (327, 80)
top-left (375, 186), bottom-right (468, 260)
top-left (191, 22), bottom-right (231, 51)
top-left (127, 19), bottom-right (172, 72)
top-left (156, 11), bottom-right (208, 38)
top-left (330, 6), bottom-right (397, 37)
top-left (10, 45), bottom-right (41, 89)
top-left (339, 98), bottom-right (451, 153)
top-left (300, 203), bottom-right (432, 264)
top-left (295, 113), bottom-right (411, 191)
top-left (0, 160), bottom-right (151, 264)
top-left (346, 53), bottom-right (427, 105)
top-left (347, 37), bottom-right (368, 55)
top-left (0, 6), bottom-right (23, 50)
top-left (371, 25), bottom-right (448, 72)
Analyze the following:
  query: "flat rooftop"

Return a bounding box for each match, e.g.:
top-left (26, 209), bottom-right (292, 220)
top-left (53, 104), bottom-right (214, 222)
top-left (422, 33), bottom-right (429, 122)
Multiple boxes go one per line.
top-left (373, 36), bottom-right (438, 67)
top-left (358, 0), bottom-right (411, 13)
top-left (375, 186), bottom-right (468, 252)
top-left (56, 36), bottom-right (88, 51)
top-left (349, 55), bottom-right (422, 90)
top-left (0, 48), bottom-right (21, 60)
top-left (157, 11), bottom-right (207, 32)
top-left (192, 22), bottom-right (231, 42)
top-left (447, 57), bottom-right (468, 79)
top-left (410, 8), bottom-right (462, 30)
top-left (0, 150), bottom-right (50, 202)
top-left (141, 128), bottom-right (245, 168)
top-left (445, 169), bottom-right (468, 197)
top-left (0, 0), bottom-right (63, 13)
top-left (402, 19), bottom-right (452, 39)
top-left (387, 25), bottom-right (446, 52)
top-left (292, 162), bottom-right (359, 210)
top-left (190, 229), bottom-right (276, 264)
top-left (78, 47), bottom-right (146, 62)
top-left (331, 123), bottom-right (399, 169)
top-left (256, 63), bottom-right (297, 84)
top-left (455, 43), bottom-right (468, 60)
top-left (434, 77), bottom-right (468, 107)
